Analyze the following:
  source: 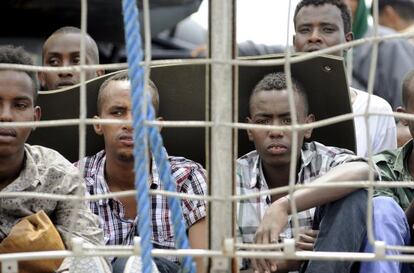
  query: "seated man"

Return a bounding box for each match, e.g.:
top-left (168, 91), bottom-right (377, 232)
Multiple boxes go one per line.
top-left (374, 69), bottom-right (414, 251)
top-left (76, 71), bottom-right (207, 273)
top-left (0, 45), bottom-right (109, 272)
top-left (38, 26), bottom-right (104, 90)
top-left (237, 72), bottom-right (407, 273)
top-left (293, 0), bottom-right (397, 157)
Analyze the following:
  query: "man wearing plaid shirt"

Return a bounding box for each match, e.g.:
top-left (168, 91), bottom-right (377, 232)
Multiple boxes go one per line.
top-left (76, 71), bottom-right (207, 273)
top-left (237, 72), bottom-right (375, 273)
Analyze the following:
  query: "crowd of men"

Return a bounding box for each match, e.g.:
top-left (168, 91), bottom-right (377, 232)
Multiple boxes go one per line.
top-left (1, 0), bottom-right (414, 273)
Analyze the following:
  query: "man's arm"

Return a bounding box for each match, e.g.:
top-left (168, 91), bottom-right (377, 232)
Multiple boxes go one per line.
top-left (252, 161), bottom-right (370, 273)
top-left (189, 218), bottom-right (207, 273)
top-left (54, 174), bottom-right (104, 247)
top-left (405, 200), bottom-right (414, 244)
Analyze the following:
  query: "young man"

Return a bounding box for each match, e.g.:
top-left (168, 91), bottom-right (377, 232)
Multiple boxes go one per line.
top-left (375, 69), bottom-right (414, 234)
top-left (0, 45), bottom-right (109, 272)
top-left (238, 72), bottom-right (409, 273)
top-left (293, 0), bottom-right (397, 157)
top-left (38, 26), bottom-right (104, 90)
top-left (238, 72), bottom-right (371, 273)
top-left (76, 71), bottom-right (207, 273)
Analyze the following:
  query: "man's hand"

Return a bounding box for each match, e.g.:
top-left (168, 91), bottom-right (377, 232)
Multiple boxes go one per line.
top-left (296, 229), bottom-right (319, 251)
top-left (251, 198), bottom-right (289, 273)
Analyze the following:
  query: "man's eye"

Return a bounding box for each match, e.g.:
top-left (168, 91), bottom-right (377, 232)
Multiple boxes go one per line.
top-left (282, 118), bottom-right (292, 125)
top-left (298, 27), bottom-right (310, 34)
top-left (15, 103), bottom-right (28, 110)
top-left (72, 57), bottom-right (81, 65)
top-left (47, 58), bottom-right (60, 66)
top-left (323, 27), bottom-right (336, 33)
top-left (255, 119), bottom-right (269, 124)
top-left (111, 110), bottom-right (123, 116)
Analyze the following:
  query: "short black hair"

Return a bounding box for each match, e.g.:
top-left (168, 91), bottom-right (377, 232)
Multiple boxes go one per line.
top-left (402, 69), bottom-right (414, 107)
top-left (97, 70), bottom-right (159, 115)
top-left (294, 0), bottom-right (352, 34)
top-left (378, 0), bottom-right (414, 21)
top-left (250, 72), bottom-right (309, 115)
top-left (0, 45), bottom-right (38, 102)
top-left (43, 26), bottom-right (100, 64)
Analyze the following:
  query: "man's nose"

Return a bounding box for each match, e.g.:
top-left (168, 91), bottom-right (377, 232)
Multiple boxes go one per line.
top-left (0, 105), bottom-right (13, 122)
top-left (58, 60), bottom-right (74, 77)
top-left (308, 29), bottom-right (322, 43)
top-left (268, 121), bottom-right (284, 138)
top-left (122, 112), bottom-right (133, 130)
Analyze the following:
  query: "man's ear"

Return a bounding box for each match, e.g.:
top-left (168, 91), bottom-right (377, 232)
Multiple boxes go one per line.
top-left (156, 116), bottom-right (163, 132)
top-left (246, 117), bottom-right (254, 141)
top-left (397, 106), bottom-right (409, 126)
top-left (93, 115), bottom-right (103, 135)
top-left (345, 32), bottom-right (353, 43)
top-left (38, 72), bottom-right (46, 90)
top-left (31, 106), bottom-right (41, 131)
top-left (34, 106), bottom-right (41, 120)
top-left (292, 35), bottom-right (297, 51)
top-left (303, 114), bottom-right (315, 139)
top-left (96, 69), bottom-right (105, 77)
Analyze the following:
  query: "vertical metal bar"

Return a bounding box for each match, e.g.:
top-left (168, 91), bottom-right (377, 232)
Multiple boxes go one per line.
top-left (79, 0), bottom-right (87, 160)
top-left (68, 0), bottom-right (88, 242)
top-left (209, 0), bottom-right (234, 272)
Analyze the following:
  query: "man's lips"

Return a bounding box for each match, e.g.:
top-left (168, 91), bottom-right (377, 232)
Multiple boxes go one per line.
top-left (119, 135), bottom-right (134, 146)
top-left (267, 143), bottom-right (288, 155)
top-left (305, 46), bottom-right (321, 52)
top-left (0, 128), bottom-right (17, 143)
top-left (57, 81), bottom-right (76, 88)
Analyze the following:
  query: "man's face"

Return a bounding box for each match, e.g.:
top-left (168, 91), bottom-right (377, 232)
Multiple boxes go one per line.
top-left (247, 90), bottom-right (313, 168)
top-left (294, 4), bottom-right (352, 56)
top-left (0, 70), bottom-right (41, 158)
top-left (94, 80), bottom-right (134, 162)
top-left (39, 33), bottom-right (101, 90)
top-left (400, 82), bottom-right (414, 139)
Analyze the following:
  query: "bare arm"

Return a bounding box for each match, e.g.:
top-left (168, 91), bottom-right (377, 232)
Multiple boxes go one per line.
top-left (189, 218), bottom-right (207, 273)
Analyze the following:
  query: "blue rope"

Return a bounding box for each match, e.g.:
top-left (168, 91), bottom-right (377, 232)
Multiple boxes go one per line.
top-left (121, 1), bottom-right (152, 273)
top-left (121, 1), bottom-right (195, 272)
top-left (146, 94), bottom-right (196, 273)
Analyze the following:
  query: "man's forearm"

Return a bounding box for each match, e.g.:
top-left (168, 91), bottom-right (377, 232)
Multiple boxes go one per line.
top-left (281, 162), bottom-right (370, 214)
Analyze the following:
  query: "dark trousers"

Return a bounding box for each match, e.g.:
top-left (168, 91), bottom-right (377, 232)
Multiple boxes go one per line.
top-left (112, 256), bottom-right (180, 273)
top-left (300, 190), bottom-right (368, 273)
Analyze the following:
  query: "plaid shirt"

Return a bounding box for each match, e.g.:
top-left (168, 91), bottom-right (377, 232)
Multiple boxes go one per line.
top-left (76, 150), bottom-right (207, 260)
top-left (236, 141), bottom-right (363, 255)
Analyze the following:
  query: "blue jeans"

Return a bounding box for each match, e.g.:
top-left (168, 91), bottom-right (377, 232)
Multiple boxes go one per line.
top-left (360, 196), bottom-right (411, 273)
top-left (300, 190), bottom-right (368, 273)
top-left (112, 256), bottom-right (180, 273)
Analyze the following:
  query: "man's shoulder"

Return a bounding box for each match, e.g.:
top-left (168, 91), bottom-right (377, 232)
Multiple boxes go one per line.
top-left (74, 150), bottom-right (106, 174)
top-left (304, 141), bottom-right (355, 157)
top-left (237, 150), bottom-right (259, 166)
top-left (373, 148), bottom-right (399, 166)
top-left (25, 144), bottom-right (78, 174)
top-left (167, 156), bottom-right (207, 187)
top-left (168, 156), bottom-right (205, 172)
top-left (352, 88), bottom-right (393, 113)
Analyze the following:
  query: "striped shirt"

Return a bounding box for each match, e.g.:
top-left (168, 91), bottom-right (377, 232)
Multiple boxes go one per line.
top-left (236, 141), bottom-right (363, 268)
top-left (76, 150), bottom-right (207, 261)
